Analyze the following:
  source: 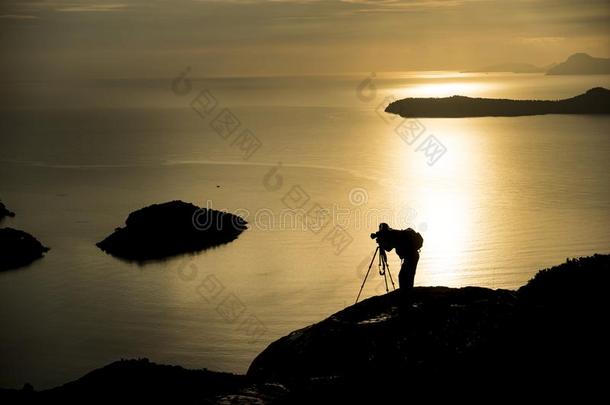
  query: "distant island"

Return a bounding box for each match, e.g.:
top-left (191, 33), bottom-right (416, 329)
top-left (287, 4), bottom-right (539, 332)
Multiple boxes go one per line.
top-left (463, 53), bottom-right (610, 75)
top-left (97, 200), bottom-right (247, 262)
top-left (1, 202), bottom-right (49, 271)
top-left (464, 62), bottom-right (550, 74)
top-left (385, 87), bottom-right (610, 118)
top-left (2, 254), bottom-right (608, 401)
top-left (0, 228), bottom-right (49, 271)
top-left (547, 53), bottom-right (610, 75)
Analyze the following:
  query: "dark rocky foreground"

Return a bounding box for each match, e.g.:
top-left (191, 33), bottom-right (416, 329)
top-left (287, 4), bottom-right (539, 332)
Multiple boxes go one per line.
top-left (249, 254), bottom-right (610, 401)
top-left (2, 254), bottom-right (608, 402)
top-left (97, 200), bottom-right (247, 262)
top-left (0, 228), bottom-right (49, 271)
top-left (0, 201), bottom-right (15, 222)
top-left (385, 87), bottom-right (610, 117)
top-left (0, 359), bottom-right (285, 404)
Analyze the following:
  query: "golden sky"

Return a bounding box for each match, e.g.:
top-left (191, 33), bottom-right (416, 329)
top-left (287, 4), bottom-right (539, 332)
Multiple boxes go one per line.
top-left (1, 0), bottom-right (609, 78)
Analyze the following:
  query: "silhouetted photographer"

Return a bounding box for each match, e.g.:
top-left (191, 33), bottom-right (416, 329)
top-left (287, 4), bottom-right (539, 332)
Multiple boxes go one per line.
top-left (371, 223), bottom-right (423, 291)
top-left (355, 223), bottom-right (424, 303)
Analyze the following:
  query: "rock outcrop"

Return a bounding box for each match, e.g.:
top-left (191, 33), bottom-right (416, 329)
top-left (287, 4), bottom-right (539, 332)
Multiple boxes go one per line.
top-left (0, 201), bottom-right (15, 222)
top-left (248, 254), bottom-right (609, 400)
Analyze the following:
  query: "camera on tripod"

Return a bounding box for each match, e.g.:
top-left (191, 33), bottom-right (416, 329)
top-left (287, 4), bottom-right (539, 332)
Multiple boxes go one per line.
top-left (357, 223), bottom-right (424, 303)
top-left (355, 224), bottom-right (396, 304)
top-left (370, 222), bottom-right (390, 242)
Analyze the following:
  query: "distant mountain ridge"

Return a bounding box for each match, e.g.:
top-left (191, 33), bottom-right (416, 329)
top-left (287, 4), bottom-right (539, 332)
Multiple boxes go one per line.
top-left (464, 62), bottom-right (549, 74)
top-left (467, 53), bottom-right (609, 75)
top-left (547, 53), bottom-right (610, 75)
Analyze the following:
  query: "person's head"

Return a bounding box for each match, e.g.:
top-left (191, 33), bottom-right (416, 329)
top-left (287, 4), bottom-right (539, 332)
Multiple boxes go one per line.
top-left (371, 223), bottom-right (393, 245)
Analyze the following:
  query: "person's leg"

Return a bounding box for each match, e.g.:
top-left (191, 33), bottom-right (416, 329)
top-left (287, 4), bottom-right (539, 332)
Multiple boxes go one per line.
top-left (398, 260), bottom-right (414, 308)
top-left (400, 251), bottom-right (420, 290)
top-left (400, 263), bottom-right (414, 290)
top-left (398, 260), bottom-right (414, 310)
top-left (398, 260), bottom-right (408, 289)
top-left (398, 252), bottom-right (420, 313)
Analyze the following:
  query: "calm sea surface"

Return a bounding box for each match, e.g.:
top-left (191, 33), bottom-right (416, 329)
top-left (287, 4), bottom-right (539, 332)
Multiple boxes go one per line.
top-left (1, 72), bottom-right (609, 388)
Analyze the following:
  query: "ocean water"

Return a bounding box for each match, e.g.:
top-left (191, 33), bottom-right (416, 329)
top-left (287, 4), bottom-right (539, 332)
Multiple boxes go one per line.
top-left (1, 72), bottom-right (609, 388)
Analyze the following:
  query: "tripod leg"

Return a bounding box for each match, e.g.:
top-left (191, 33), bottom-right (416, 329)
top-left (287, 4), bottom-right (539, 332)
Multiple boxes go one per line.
top-left (383, 270), bottom-right (389, 293)
top-left (384, 255), bottom-right (396, 290)
top-left (355, 247), bottom-right (378, 304)
top-left (386, 265), bottom-right (396, 290)
top-left (379, 250), bottom-right (396, 291)
top-left (379, 252), bottom-right (390, 293)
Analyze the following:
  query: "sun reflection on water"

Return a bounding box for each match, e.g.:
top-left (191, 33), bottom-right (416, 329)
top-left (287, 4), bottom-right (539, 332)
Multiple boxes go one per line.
top-left (390, 80), bottom-right (499, 99)
top-left (393, 120), bottom-right (489, 287)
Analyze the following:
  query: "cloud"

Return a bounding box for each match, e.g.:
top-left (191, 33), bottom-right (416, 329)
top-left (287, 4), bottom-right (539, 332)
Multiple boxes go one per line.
top-left (55, 4), bottom-right (127, 13)
top-left (0, 14), bottom-right (38, 19)
top-left (340, 0), bottom-right (475, 10)
top-left (1, 0), bottom-right (608, 77)
top-left (516, 36), bottom-right (566, 45)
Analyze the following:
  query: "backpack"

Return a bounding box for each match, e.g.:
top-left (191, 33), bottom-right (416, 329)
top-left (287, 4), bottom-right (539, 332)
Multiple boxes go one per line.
top-left (404, 228), bottom-right (424, 251)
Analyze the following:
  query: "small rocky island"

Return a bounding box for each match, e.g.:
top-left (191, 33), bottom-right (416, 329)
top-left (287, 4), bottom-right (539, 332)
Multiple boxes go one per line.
top-left (0, 228), bottom-right (49, 271)
top-left (96, 200), bottom-right (247, 261)
top-left (385, 87), bottom-right (610, 118)
top-left (3, 254), bottom-right (607, 401)
top-left (0, 201), bottom-right (15, 222)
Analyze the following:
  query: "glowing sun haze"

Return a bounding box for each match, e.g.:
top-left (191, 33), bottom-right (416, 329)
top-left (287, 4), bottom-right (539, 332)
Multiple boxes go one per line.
top-left (1, 0), bottom-right (609, 78)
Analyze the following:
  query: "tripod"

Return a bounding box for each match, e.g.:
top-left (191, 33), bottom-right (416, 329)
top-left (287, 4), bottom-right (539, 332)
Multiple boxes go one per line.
top-left (355, 245), bottom-right (396, 304)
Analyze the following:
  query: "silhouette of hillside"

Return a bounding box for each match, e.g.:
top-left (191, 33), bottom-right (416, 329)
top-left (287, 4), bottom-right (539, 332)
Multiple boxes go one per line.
top-left (385, 87), bottom-right (610, 118)
top-left (248, 254), bottom-right (609, 401)
top-left (0, 359), bottom-right (284, 404)
top-left (547, 53), bottom-right (610, 75)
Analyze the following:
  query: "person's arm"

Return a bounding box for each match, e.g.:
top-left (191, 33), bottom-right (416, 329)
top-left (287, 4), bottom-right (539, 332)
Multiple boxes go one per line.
top-left (377, 234), bottom-right (393, 252)
top-left (381, 241), bottom-right (394, 252)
